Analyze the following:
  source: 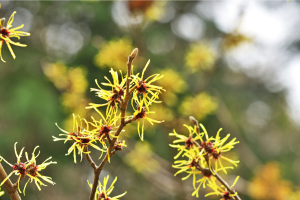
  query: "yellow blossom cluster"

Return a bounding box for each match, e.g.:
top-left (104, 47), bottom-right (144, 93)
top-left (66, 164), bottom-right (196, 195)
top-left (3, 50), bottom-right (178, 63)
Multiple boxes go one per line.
top-left (124, 141), bottom-right (160, 174)
top-left (179, 92), bottom-right (218, 120)
top-left (42, 62), bottom-right (90, 128)
top-left (156, 68), bottom-right (187, 107)
top-left (248, 162), bottom-right (300, 200)
top-left (94, 38), bottom-right (134, 71)
top-left (54, 58), bottom-right (164, 163)
top-left (52, 52), bottom-right (164, 199)
top-left (0, 143), bottom-right (56, 195)
top-left (185, 43), bottom-right (216, 72)
top-left (170, 120), bottom-right (240, 199)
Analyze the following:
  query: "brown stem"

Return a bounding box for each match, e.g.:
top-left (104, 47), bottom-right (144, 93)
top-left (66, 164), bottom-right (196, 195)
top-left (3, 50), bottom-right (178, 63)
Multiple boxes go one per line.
top-left (88, 150), bottom-right (117, 200)
top-left (88, 48), bottom-right (138, 200)
top-left (0, 163), bottom-right (21, 200)
top-left (12, 175), bottom-right (24, 192)
top-left (189, 116), bottom-right (242, 200)
top-left (84, 146), bottom-right (96, 170)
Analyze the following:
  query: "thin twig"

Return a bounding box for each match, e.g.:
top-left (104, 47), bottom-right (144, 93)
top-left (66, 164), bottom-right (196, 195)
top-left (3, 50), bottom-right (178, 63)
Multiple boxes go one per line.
top-left (0, 163), bottom-right (21, 200)
top-left (84, 146), bottom-right (97, 170)
top-left (12, 176), bottom-right (24, 192)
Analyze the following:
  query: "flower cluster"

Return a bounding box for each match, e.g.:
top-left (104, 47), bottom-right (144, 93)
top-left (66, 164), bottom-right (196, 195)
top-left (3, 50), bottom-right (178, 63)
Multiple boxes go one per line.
top-left (88, 175), bottom-right (126, 200)
top-left (0, 11), bottom-right (30, 62)
top-left (94, 37), bottom-right (134, 71)
top-left (0, 143), bottom-right (56, 195)
top-left (185, 43), bottom-right (215, 72)
top-left (53, 114), bottom-right (106, 163)
top-left (170, 119), bottom-right (240, 199)
top-left (54, 57), bottom-right (164, 164)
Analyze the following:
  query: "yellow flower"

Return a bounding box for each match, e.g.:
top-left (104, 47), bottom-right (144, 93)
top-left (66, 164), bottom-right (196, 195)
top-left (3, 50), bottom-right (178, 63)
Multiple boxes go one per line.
top-left (156, 68), bottom-right (187, 94)
top-left (89, 111), bottom-right (120, 146)
top-left (169, 124), bottom-right (203, 159)
top-left (209, 127), bottom-right (240, 174)
top-left (0, 143), bottom-right (56, 194)
top-left (179, 92), bottom-right (218, 120)
top-left (192, 170), bottom-right (218, 198)
top-left (87, 175), bottom-right (126, 200)
top-left (155, 68), bottom-right (187, 106)
top-left (130, 98), bottom-right (163, 141)
top-left (172, 149), bottom-right (204, 188)
top-left (53, 114), bottom-right (105, 163)
top-left (0, 142), bottom-right (29, 193)
top-left (131, 59), bottom-right (165, 111)
top-left (94, 38), bottom-right (134, 71)
top-left (170, 121), bottom-right (240, 198)
top-left (144, 104), bottom-right (174, 122)
top-left (248, 162), bottom-right (294, 200)
top-left (144, 1), bottom-right (166, 21)
top-left (206, 176), bottom-right (239, 199)
top-left (87, 68), bottom-right (126, 117)
top-left (23, 146), bottom-right (56, 195)
top-left (42, 63), bottom-right (88, 94)
top-left (0, 11), bottom-right (30, 62)
top-left (185, 43), bottom-right (215, 72)
top-left (124, 141), bottom-right (160, 173)
top-left (198, 124), bottom-right (239, 174)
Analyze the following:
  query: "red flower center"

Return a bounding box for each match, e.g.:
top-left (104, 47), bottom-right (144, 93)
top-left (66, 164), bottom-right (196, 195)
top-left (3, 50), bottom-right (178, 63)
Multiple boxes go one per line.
top-left (78, 138), bottom-right (90, 144)
top-left (113, 141), bottom-right (124, 151)
top-left (98, 192), bottom-right (110, 200)
top-left (110, 87), bottom-right (124, 101)
top-left (99, 125), bottom-right (112, 136)
top-left (212, 151), bottom-right (221, 160)
top-left (135, 107), bottom-right (146, 119)
top-left (185, 136), bottom-right (194, 149)
top-left (13, 162), bottom-right (27, 175)
top-left (27, 163), bottom-right (38, 177)
top-left (202, 141), bottom-right (214, 153)
top-left (222, 191), bottom-right (231, 200)
top-left (0, 28), bottom-right (10, 38)
top-left (137, 81), bottom-right (147, 94)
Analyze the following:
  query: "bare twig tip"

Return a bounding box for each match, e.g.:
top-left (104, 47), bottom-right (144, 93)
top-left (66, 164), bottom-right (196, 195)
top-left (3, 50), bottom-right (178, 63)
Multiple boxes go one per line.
top-left (189, 116), bottom-right (198, 126)
top-left (131, 48), bottom-right (138, 58)
top-left (0, 18), bottom-right (5, 26)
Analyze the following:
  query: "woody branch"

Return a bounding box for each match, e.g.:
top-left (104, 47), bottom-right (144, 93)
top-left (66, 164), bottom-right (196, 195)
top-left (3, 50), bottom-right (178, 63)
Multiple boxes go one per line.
top-left (86, 48), bottom-right (138, 200)
top-left (0, 163), bottom-right (21, 200)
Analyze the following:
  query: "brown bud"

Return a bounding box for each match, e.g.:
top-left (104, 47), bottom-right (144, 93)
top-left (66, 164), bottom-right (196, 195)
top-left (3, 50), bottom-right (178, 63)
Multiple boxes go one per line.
top-left (0, 18), bottom-right (5, 27)
top-left (130, 48), bottom-right (138, 59)
top-left (189, 116), bottom-right (198, 126)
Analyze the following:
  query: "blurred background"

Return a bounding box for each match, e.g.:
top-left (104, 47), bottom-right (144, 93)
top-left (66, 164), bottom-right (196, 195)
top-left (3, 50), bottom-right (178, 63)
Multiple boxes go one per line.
top-left (0, 1), bottom-right (300, 199)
